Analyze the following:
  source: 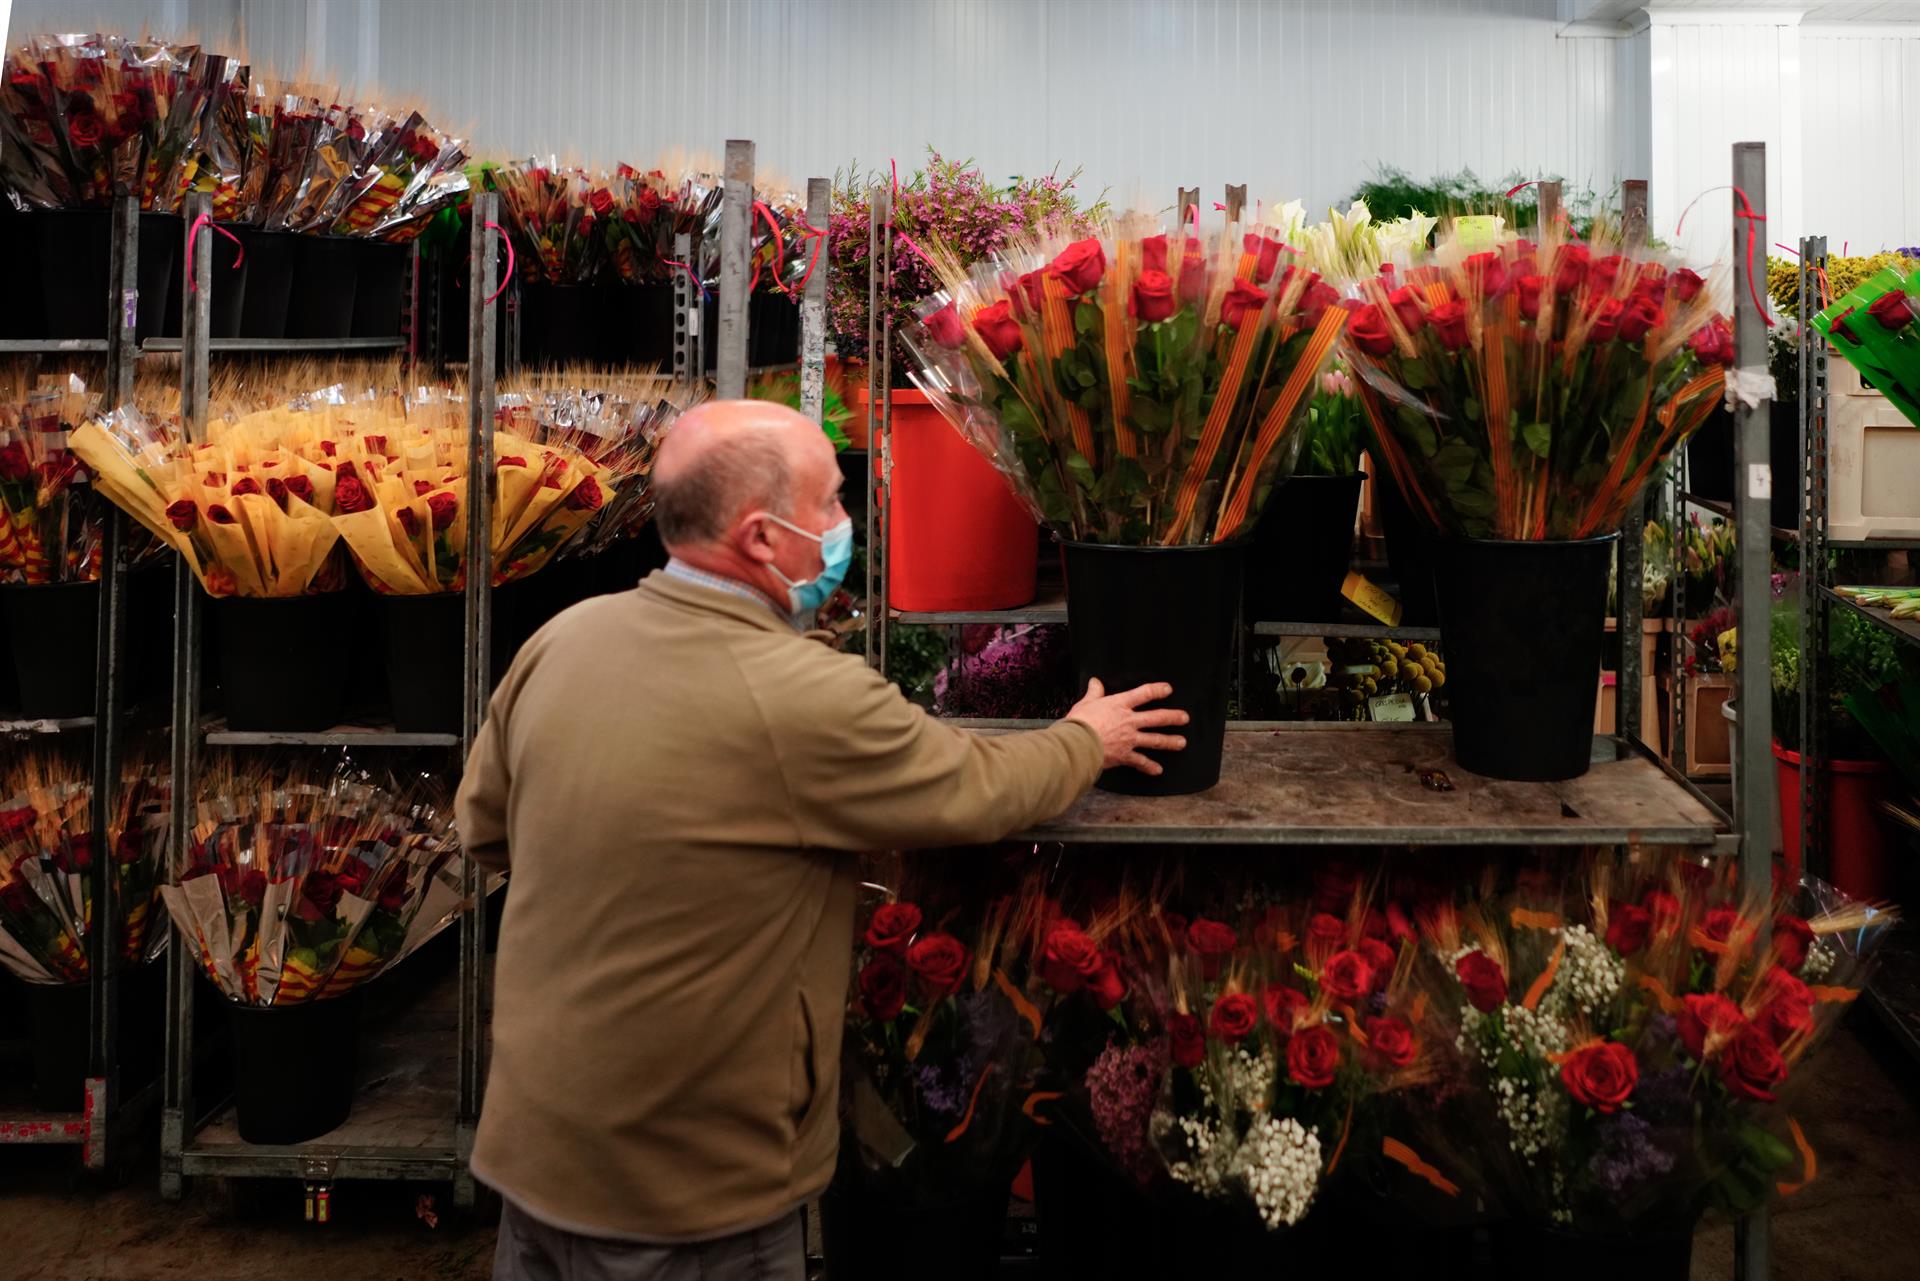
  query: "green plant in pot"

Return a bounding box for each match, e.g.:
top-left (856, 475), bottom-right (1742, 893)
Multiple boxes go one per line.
top-left (1337, 219), bottom-right (1736, 781)
top-left (904, 211), bottom-right (1348, 794)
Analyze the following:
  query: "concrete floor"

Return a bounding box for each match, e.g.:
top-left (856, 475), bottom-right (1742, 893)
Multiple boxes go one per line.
top-left (1, 1019), bottom-right (1915, 1281)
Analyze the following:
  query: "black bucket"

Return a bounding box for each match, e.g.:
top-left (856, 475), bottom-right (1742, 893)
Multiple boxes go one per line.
top-left (1062, 540), bottom-right (1244, 796)
top-left (378, 591), bottom-right (512, 734)
top-left (820, 1151), bottom-right (1011, 1281)
top-left (286, 235), bottom-right (360, 338)
top-left (34, 209), bottom-right (178, 341)
top-left (519, 283), bottom-right (602, 366)
top-left (351, 240), bottom-right (409, 338)
top-left (1246, 472), bottom-right (1365, 623)
top-left (0, 211), bottom-right (44, 337)
top-left (1684, 402), bottom-right (1801, 530)
top-left (1377, 478), bottom-right (1440, 627)
top-left (599, 282), bottom-right (676, 366)
top-left (237, 228), bottom-right (295, 338)
top-left (228, 990), bottom-right (364, 1145)
top-left (205, 221), bottom-right (247, 338)
top-left (26, 962), bottom-right (166, 1112)
top-left (701, 292), bottom-right (802, 369)
top-left (0, 581), bottom-right (100, 720)
top-left (1489, 1222), bottom-right (1695, 1281)
top-left (1432, 534), bottom-right (1617, 781)
top-left (126, 566), bottom-right (176, 713)
top-left (211, 593), bottom-right (352, 732)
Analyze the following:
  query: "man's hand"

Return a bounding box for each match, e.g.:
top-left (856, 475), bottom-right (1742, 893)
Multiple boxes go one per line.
top-left (1064, 679), bottom-right (1190, 777)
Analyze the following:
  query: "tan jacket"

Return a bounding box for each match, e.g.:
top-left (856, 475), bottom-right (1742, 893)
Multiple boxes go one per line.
top-left (455, 572), bottom-right (1101, 1241)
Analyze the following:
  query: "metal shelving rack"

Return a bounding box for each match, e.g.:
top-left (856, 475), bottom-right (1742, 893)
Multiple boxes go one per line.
top-left (1794, 233), bottom-right (1920, 1068)
top-left (857, 150), bottom-right (1777, 1276)
top-left (157, 192), bottom-right (499, 1211)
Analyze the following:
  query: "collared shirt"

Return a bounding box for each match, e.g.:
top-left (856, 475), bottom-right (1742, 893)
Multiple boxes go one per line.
top-left (663, 558), bottom-right (795, 627)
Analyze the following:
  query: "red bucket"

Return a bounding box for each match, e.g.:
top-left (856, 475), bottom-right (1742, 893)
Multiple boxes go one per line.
top-left (864, 387), bottom-right (1037, 613)
top-left (1774, 742), bottom-right (1895, 899)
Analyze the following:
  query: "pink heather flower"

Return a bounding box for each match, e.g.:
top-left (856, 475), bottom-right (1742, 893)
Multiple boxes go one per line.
top-left (1086, 1040), bottom-right (1168, 1185)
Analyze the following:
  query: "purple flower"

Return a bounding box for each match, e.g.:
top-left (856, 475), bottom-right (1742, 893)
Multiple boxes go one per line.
top-left (1588, 1111), bottom-right (1678, 1194)
top-left (933, 624), bottom-right (1073, 719)
top-left (1086, 1040), bottom-right (1168, 1185)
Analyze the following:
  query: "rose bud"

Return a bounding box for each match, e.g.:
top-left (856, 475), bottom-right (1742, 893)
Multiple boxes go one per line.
top-left (1672, 267), bottom-right (1706, 302)
top-left (923, 302), bottom-right (966, 347)
top-left (165, 499), bottom-right (198, 531)
top-left (970, 300), bottom-right (1024, 360)
top-left (1049, 238), bottom-right (1107, 296)
top-left (1428, 300), bottom-right (1471, 350)
top-left (1140, 234), bottom-right (1169, 273)
top-left (1220, 279), bottom-right (1268, 331)
top-left (1132, 269), bottom-right (1178, 323)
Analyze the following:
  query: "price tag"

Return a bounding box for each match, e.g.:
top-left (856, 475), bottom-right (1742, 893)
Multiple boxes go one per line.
top-left (1453, 215), bottom-right (1503, 252)
top-left (1369, 692), bottom-right (1417, 722)
top-left (687, 307), bottom-right (700, 337)
top-left (122, 288), bottom-right (138, 331)
top-left (1747, 463), bottom-right (1772, 500)
top-left (1341, 572), bottom-right (1403, 627)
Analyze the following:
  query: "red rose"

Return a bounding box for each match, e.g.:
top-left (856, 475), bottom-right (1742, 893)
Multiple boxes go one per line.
top-left (1552, 244), bottom-right (1591, 294)
top-left (1086, 957), bottom-right (1127, 1011)
top-left (497, 456), bottom-right (529, 469)
top-left (377, 882), bottom-right (409, 914)
top-left (1606, 902), bottom-right (1653, 955)
top-left (335, 461), bottom-right (358, 481)
top-left (334, 475), bottom-right (374, 514)
top-left (1455, 950), bottom-right (1508, 1013)
top-left (1359, 937), bottom-right (1397, 990)
top-left (1679, 992), bottom-right (1745, 1060)
top-left (1588, 254), bottom-right (1625, 295)
top-left (1320, 949), bottom-right (1375, 1003)
top-left (1186, 917), bottom-right (1238, 979)
top-left (1719, 1025), bottom-right (1788, 1102)
top-left (266, 477), bottom-right (289, 506)
top-left (202, 471), bottom-right (227, 488)
top-left (1760, 966), bottom-right (1815, 1046)
top-left (414, 479), bottom-right (438, 497)
top-left (1133, 269), bottom-right (1178, 323)
top-left (1208, 992), bottom-right (1259, 1042)
top-left (1016, 270), bottom-right (1047, 316)
top-left (1049, 238), bottom-right (1107, 296)
top-left (906, 932), bottom-right (970, 998)
top-left (1299, 280), bottom-right (1340, 325)
top-left (1619, 295), bottom-right (1666, 344)
top-left (364, 435), bottom-right (389, 456)
top-left (1039, 920), bottom-right (1103, 995)
top-left (1560, 1041), bottom-right (1639, 1113)
top-left (1428, 300), bottom-right (1470, 350)
top-left (588, 187), bottom-right (614, 217)
top-left (1168, 1012), bottom-right (1206, 1068)
top-left (397, 508), bottom-right (421, 536)
top-left (1587, 298), bottom-right (1625, 342)
top-left (1633, 263), bottom-right (1667, 300)
top-left (1345, 302), bottom-right (1395, 356)
top-left (1220, 279), bottom-right (1268, 331)
top-left (1643, 888), bottom-right (1683, 938)
top-left (1263, 984), bottom-right (1308, 1034)
top-left (1306, 912), bottom-right (1348, 954)
top-left (1244, 233), bottom-right (1286, 284)
top-left (69, 112), bottom-right (105, 148)
top-left (230, 476), bottom-right (261, 497)
top-left (1516, 273), bottom-right (1547, 321)
top-left (302, 870), bottom-right (345, 915)
top-left (1176, 238), bottom-right (1208, 303)
top-left (1869, 291), bottom-right (1914, 332)
top-left (1772, 916), bottom-right (1814, 971)
top-left (1703, 906), bottom-right (1740, 944)
top-left (0, 442), bottom-right (29, 481)
top-left (1140, 234), bottom-right (1169, 273)
top-left (1387, 285), bottom-right (1424, 334)
top-left (285, 475), bottom-right (315, 505)
top-left (0, 878), bottom-right (37, 914)
top-left (971, 300), bottom-right (1024, 360)
top-left (1687, 318), bottom-right (1736, 367)
top-left (319, 440), bottom-right (338, 458)
top-left (859, 956), bottom-right (908, 1021)
top-left (1672, 267), bottom-right (1706, 302)
top-left (1463, 251), bottom-right (1508, 299)
top-left (165, 499), bottom-right (198, 531)
top-left (1287, 1023), bottom-right (1341, 1089)
top-left (65, 835), bottom-right (94, 873)
top-left (863, 902), bottom-right (922, 955)
top-left (1364, 1015), bottom-right (1417, 1070)
top-left (563, 477), bottom-right (603, 513)
top-left (113, 832), bottom-right (145, 865)
top-left (207, 504), bottom-right (236, 525)
top-left (924, 302), bottom-right (965, 347)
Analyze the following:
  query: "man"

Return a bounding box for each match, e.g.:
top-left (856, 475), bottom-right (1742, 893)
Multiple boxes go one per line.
top-left (456, 399), bottom-right (1185, 1280)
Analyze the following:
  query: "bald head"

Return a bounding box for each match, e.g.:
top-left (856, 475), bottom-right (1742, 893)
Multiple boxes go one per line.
top-left (654, 399), bottom-right (837, 550)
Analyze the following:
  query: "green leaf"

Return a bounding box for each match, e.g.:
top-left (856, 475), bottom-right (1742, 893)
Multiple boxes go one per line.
top-left (1074, 301), bottom-right (1101, 337)
top-left (1066, 452), bottom-right (1097, 491)
top-left (1400, 358), bottom-right (1434, 391)
top-left (1396, 410), bottom-right (1439, 458)
top-left (1522, 421), bottom-right (1552, 458)
top-left (1130, 396), bottom-right (1172, 433)
top-left (1463, 397), bottom-right (1484, 423)
top-left (1738, 1122), bottom-right (1795, 1170)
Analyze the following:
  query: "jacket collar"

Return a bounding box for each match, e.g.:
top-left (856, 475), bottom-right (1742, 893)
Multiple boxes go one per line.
top-left (638, 569), bottom-right (798, 635)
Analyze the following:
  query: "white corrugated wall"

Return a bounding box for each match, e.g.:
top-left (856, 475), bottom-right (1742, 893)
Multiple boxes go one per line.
top-left (1802, 31), bottom-right (1920, 254)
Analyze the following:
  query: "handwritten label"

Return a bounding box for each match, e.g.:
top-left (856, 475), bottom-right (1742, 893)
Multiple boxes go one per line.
top-left (1453, 215), bottom-right (1503, 252)
top-left (1748, 463), bottom-right (1772, 500)
top-left (1369, 692), bottom-right (1417, 722)
top-left (122, 289), bottom-right (137, 331)
top-left (1341, 572), bottom-right (1403, 627)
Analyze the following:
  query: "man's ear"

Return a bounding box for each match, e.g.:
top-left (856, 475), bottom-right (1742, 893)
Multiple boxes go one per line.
top-left (735, 511), bottom-right (777, 565)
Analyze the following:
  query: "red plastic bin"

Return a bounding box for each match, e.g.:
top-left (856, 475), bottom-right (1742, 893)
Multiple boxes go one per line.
top-left (1774, 743), bottom-right (1895, 900)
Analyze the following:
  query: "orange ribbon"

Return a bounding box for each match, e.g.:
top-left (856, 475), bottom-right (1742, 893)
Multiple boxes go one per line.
top-left (1510, 908), bottom-right (1563, 931)
top-left (1638, 975), bottom-right (1683, 1014)
top-left (1021, 1091), bottom-right (1064, 1126)
top-left (1521, 939), bottom-right (1565, 1012)
top-left (1325, 1097), bottom-right (1356, 1175)
top-left (1808, 984), bottom-right (1860, 1005)
top-left (993, 968), bottom-right (1044, 1038)
top-left (1383, 1138), bottom-right (1460, 1196)
top-left (1776, 1116), bottom-right (1818, 1195)
top-left (944, 1063), bottom-right (998, 1144)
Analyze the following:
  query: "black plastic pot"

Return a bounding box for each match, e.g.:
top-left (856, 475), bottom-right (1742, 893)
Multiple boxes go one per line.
top-left (1246, 472), bottom-right (1365, 623)
top-left (820, 1154), bottom-right (1011, 1281)
top-left (1377, 477), bottom-right (1440, 627)
top-left (210, 593), bottom-right (352, 731)
top-left (378, 591), bottom-right (514, 734)
top-left (26, 962), bottom-right (166, 1112)
top-left (126, 566), bottom-right (176, 713)
top-left (1490, 1222), bottom-right (1694, 1281)
top-left (0, 581), bottom-right (100, 720)
top-left (701, 292), bottom-right (803, 369)
top-left (1432, 534), bottom-right (1618, 781)
top-left (519, 283), bottom-right (603, 366)
top-left (600, 282), bottom-right (676, 366)
top-left (0, 210), bottom-right (43, 337)
top-left (236, 228), bottom-right (295, 338)
top-left (34, 209), bottom-right (178, 340)
top-left (205, 221), bottom-right (247, 338)
top-left (1684, 402), bottom-right (1802, 530)
top-left (1062, 540), bottom-right (1244, 795)
top-left (228, 990), bottom-right (364, 1145)
top-left (351, 240), bottom-right (409, 338)
top-left (286, 235), bottom-right (360, 338)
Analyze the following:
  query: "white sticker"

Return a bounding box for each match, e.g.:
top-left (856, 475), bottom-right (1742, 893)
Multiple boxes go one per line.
top-left (1748, 463), bottom-right (1773, 500)
top-left (1369, 692), bottom-right (1417, 722)
top-left (687, 308), bottom-right (700, 337)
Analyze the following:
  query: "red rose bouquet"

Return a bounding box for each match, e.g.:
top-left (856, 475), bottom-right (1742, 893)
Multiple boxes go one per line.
top-left (906, 214), bottom-right (1347, 544)
top-left (1339, 223), bottom-right (1735, 539)
top-left (0, 750), bottom-right (169, 985)
top-left (158, 758), bottom-right (462, 1006)
top-left (1407, 848), bottom-right (1897, 1232)
top-left (0, 375), bottom-right (109, 585)
top-left (494, 160), bottom-right (609, 285)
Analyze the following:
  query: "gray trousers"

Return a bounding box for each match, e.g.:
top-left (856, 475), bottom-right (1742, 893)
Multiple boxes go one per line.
top-left (494, 1203), bottom-right (805, 1281)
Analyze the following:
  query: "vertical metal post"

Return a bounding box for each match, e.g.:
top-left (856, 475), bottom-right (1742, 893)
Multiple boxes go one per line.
top-left (716, 139), bottom-right (754, 398)
top-left (1616, 181), bottom-right (1650, 750)
top-left (403, 240), bottom-right (420, 373)
top-left (1670, 442), bottom-right (1690, 774)
top-left (163, 192), bottom-right (213, 1200)
top-left (799, 177), bottom-right (830, 425)
top-left (1729, 142), bottom-right (1773, 1281)
top-left (672, 231), bottom-right (697, 392)
top-left (460, 193), bottom-right (499, 1163)
top-left (1223, 184), bottom-right (1247, 224)
top-left (1537, 181), bottom-right (1562, 235)
top-left (1797, 236), bottom-right (1830, 883)
top-left (866, 186), bottom-right (892, 675)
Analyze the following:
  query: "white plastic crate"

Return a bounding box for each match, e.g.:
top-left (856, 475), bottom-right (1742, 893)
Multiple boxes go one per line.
top-left (1829, 388), bottom-right (1920, 542)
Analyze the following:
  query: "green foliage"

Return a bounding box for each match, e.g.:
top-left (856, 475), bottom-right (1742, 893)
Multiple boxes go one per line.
top-left (1345, 165), bottom-right (1604, 238)
top-left (747, 371), bottom-right (853, 451)
top-left (1771, 592), bottom-right (1905, 756)
top-left (1845, 652), bottom-right (1920, 795)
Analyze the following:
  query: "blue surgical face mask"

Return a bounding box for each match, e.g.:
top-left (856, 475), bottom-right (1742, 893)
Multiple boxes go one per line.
top-left (761, 513), bottom-right (853, 619)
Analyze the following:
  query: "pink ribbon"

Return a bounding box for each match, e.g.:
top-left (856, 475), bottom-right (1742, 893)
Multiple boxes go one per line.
top-left (1674, 185), bottom-right (1774, 328)
top-left (790, 216), bottom-right (827, 295)
top-left (661, 256), bottom-right (706, 299)
top-left (185, 213), bottom-right (244, 292)
top-left (483, 221), bottom-right (514, 304)
top-left (749, 200), bottom-right (786, 294)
